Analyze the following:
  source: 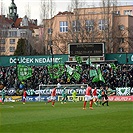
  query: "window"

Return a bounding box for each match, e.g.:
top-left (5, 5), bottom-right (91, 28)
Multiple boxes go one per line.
top-left (0, 46), bottom-right (5, 52)
top-left (98, 19), bottom-right (108, 30)
top-left (2, 31), bottom-right (8, 37)
top-left (14, 9), bottom-right (16, 13)
top-left (124, 10), bottom-right (132, 15)
top-left (36, 35), bottom-right (39, 40)
top-left (118, 38), bottom-right (124, 43)
top-left (72, 20), bottom-right (81, 32)
top-left (10, 9), bottom-right (12, 13)
top-left (9, 31), bottom-right (17, 37)
top-left (121, 38), bottom-right (124, 43)
top-left (85, 20), bottom-right (94, 32)
top-left (88, 12), bottom-right (97, 14)
top-left (10, 39), bottom-right (15, 44)
top-left (48, 28), bottom-right (53, 34)
top-left (119, 25), bottom-right (125, 31)
top-left (12, 31), bottom-right (17, 37)
top-left (0, 39), bottom-right (5, 44)
top-left (60, 21), bottom-right (68, 32)
top-left (118, 47), bottom-right (124, 52)
top-left (114, 11), bottom-right (120, 15)
top-left (10, 47), bottom-right (15, 52)
top-left (20, 32), bottom-right (27, 37)
top-left (9, 31), bottom-right (12, 37)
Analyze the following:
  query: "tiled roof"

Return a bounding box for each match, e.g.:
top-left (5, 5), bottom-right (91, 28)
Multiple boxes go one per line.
top-left (0, 15), bottom-right (40, 29)
top-left (14, 18), bottom-right (22, 27)
top-left (0, 15), bottom-right (14, 24)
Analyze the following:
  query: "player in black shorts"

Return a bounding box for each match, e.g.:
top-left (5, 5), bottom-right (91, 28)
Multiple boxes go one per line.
top-left (102, 86), bottom-right (109, 106)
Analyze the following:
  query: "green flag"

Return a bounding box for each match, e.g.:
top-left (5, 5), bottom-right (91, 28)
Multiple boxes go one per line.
top-left (98, 68), bottom-right (105, 83)
top-left (76, 65), bottom-right (82, 73)
top-left (89, 69), bottom-right (97, 77)
top-left (75, 56), bottom-right (82, 64)
top-left (66, 65), bottom-right (74, 75)
top-left (47, 64), bottom-right (65, 79)
top-left (72, 71), bottom-right (81, 81)
top-left (86, 58), bottom-right (93, 66)
top-left (92, 75), bottom-right (99, 82)
top-left (92, 68), bottom-right (105, 83)
top-left (110, 63), bottom-right (117, 70)
top-left (17, 65), bottom-right (32, 81)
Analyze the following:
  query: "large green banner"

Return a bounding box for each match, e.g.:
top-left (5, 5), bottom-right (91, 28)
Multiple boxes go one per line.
top-left (106, 53), bottom-right (133, 64)
top-left (0, 55), bottom-right (68, 66)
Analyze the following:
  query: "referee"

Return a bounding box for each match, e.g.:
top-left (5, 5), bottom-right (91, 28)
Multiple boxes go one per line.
top-left (102, 86), bottom-right (109, 106)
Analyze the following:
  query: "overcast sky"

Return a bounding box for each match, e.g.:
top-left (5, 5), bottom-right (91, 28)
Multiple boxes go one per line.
top-left (1, 0), bottom-right (133, 25)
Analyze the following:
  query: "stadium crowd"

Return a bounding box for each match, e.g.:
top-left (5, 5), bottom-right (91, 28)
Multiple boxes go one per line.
top-left (0, 63), bottom-right (133, 91)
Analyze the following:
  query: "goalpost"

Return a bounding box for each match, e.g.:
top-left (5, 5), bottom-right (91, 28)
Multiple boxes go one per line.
top-left (38, 84), bottom-right (88, 102)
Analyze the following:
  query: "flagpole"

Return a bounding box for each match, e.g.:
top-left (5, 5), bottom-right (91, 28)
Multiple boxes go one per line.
top-left (50, 42), bottom-right (54, 84)
top-left (88, 50), bottom-right (90, 81)
top-left (16, 57), bottom-right (19, 89)
top-left (52, 48), bottom-right (54, 84)
top-left (16, 57), bottom-right (19, 76)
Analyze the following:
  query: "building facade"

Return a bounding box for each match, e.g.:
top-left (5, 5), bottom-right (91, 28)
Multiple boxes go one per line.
top-left (43, 5), bottom-right (133, 57)
top-left (0, 0), bottom-right (40, 55)
top-left (1, 1), bottom-right (133, 57)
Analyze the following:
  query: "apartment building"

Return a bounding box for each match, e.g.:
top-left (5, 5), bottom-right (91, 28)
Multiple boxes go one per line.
top-left (0, 0), bottom-right (39, 55)
top-left (43, 5), bottom-right (133, 57)
top-left (1, 1), bottom-right (133, 57)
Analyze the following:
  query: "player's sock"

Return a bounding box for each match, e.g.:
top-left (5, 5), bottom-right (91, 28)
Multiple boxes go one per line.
top-left (106, 101), bottom-right (109, 106)
top-left (90, 100), bottom-right (93, 107)
top-left (102, 101), bottom-right (107, 106)
top-left (23, 100), bottom-right (25, 104)
top-left (94, 102), bottom-right (98, 106)
top-left (102, 102), bottom-right (104, 106)
top-left (62, 98), bottom-right (64, 102)
top-left (83, 101), bottom-right (87, 108)
top-left (52, 101), bottom-right (55, 106)
top-left (75, 98), bottom-right (77, 102)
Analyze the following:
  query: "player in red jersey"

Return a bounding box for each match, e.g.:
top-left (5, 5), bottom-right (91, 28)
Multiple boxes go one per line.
top-left (92, 87), bottom-right (98, 106)
top-left (46, 87), bottom-right (56, 107)
top-left (22, 89), bottom-right (27, 104)
top-left (83, 86), bottom-right (93, 110)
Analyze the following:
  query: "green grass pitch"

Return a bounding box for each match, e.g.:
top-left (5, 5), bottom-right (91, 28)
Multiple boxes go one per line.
top-left (0, 101), bottom-right (132, 133)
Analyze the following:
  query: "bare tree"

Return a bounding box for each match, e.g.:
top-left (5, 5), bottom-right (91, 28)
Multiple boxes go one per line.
top-left (40, 0), bottom-right (56, 55)
top-left (24, 3), bottom-right (40, 55)
top-left (52, 0), bottom-right (87, 54)
top-left (53, 0), bottom-right (101, 54)
top-left (41, 0), bottom-right (131, 54)
top-left (100, 0), bottom-right (117, 53)
top-left (100, 0), bottom-right (129, 53)
top-left (40, 0), bottom-right (49, 54)
top-left (25, 2), bottom-right (31, 19)
top-left (23, 3), bottom-right (32, 55)
top-left (125, 26), bottom-right (133, 53)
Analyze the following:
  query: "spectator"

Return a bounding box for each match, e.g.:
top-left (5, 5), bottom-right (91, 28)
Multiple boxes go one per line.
top-left (0, 64), bottom-right (133, 94)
